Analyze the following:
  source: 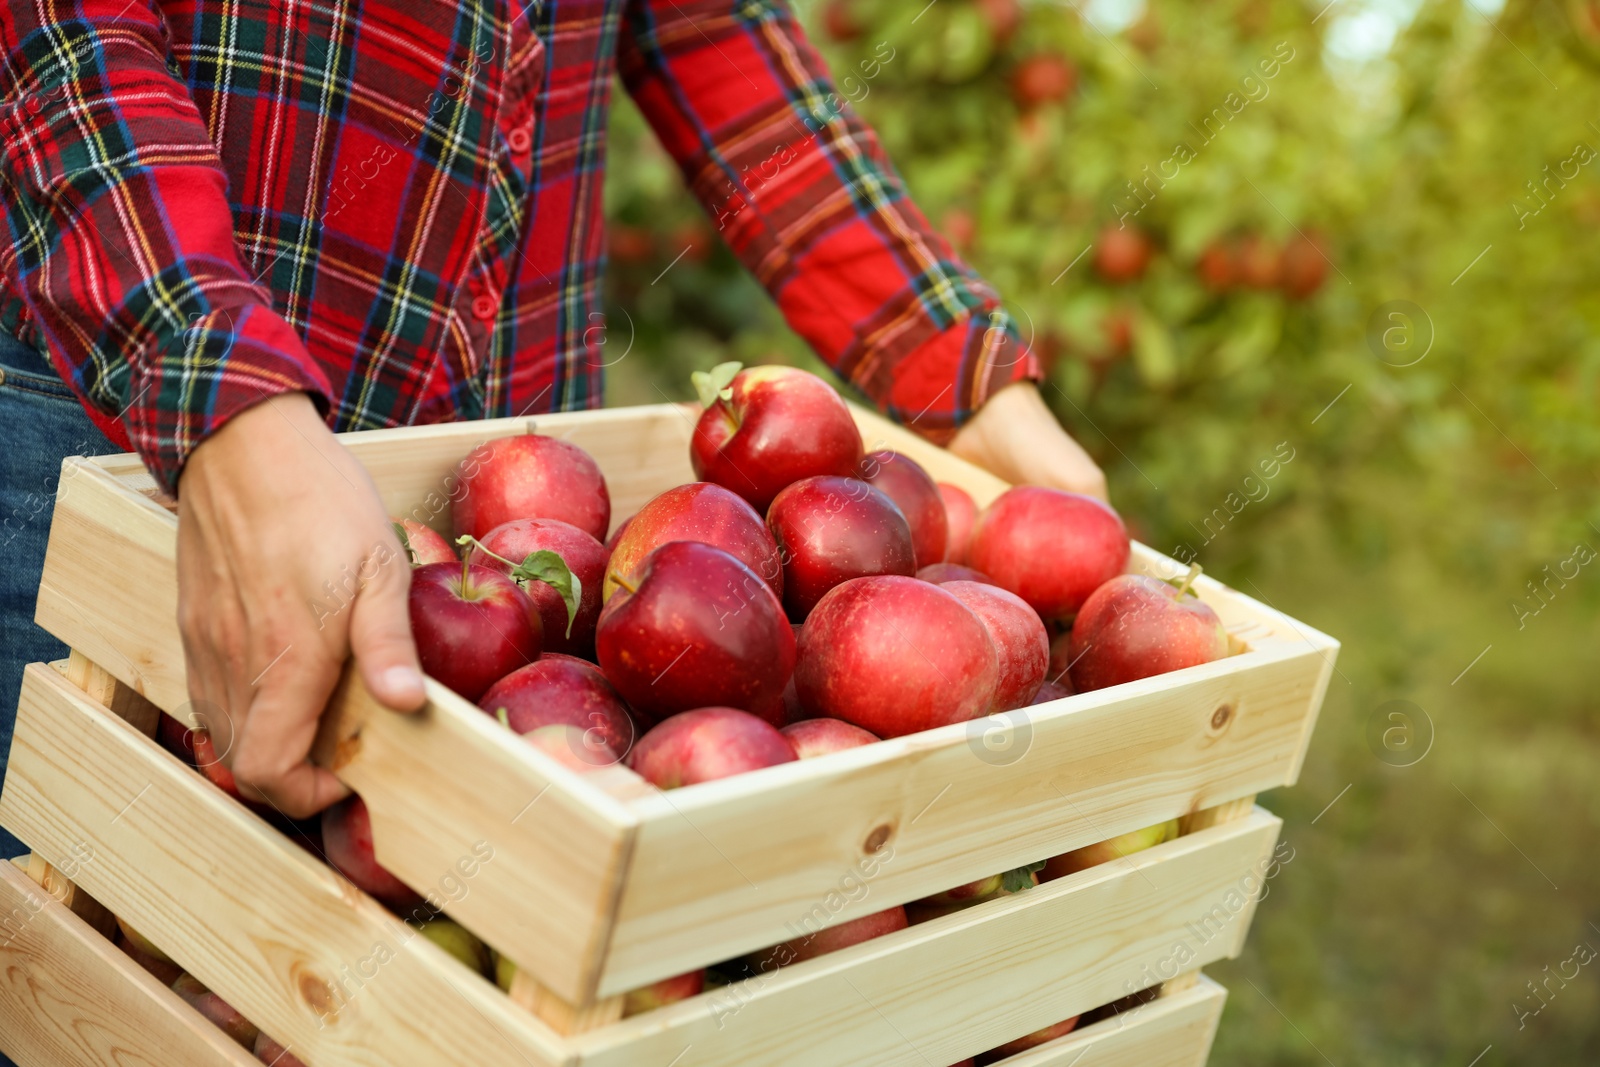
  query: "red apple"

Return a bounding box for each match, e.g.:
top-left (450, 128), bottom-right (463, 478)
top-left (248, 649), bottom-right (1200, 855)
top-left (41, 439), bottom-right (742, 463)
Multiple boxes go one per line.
top-left (781, 717), bottom-right (880, 758)
top-left (453, 435), bottom-right (610, 542)
top-left (254, 1033), bottom-right (309, 1066)
top-left (978, 0), bottom-right (1022, 40)
top-left (1067, 574), bottom-right (1229, 691)
top-left (968, 487), bottom-right (1130, 620)
top-left (975, 1016), bottom-right (1081, 1063)
top-left (919, 873), bottom-right (1003, 907)
top-left (1094, 224), bottom-right (1152, 284)
top-left (519, 723), bottom-right (620, 772)
top-left (917, 562), bottom-right (994, 585)
top-left (608, 224), bottom-right (655, 266)
top-left (604, 482), bottom-right (782, 602)
top-left (158, 710), bottom-right (197, 764)
top-left (172, 973), bottom-right (259, 1049)
top-left (938, 483), bottom-right (979, 563)
top-left (628, 707), bottom-right (797, 787)
top-left (907, 869), bottom-right (1037, 924)
top-left (598, 541), bottom-right (795, 725)
top-left (623, 969), bottom-right (706, 1016)
top-left (857, 451), bottom-right (947, 569)
top-left (750, 906), bottom-right (908, 970)
top-left (823, 0), bottom-right (863, 41)
top-left (941, 581), bottom-right (1048, 712)
top-left (1197, 241), bottom-right (1235, 292)
top-left (604, 515), bottom-right (633, 553)
top-left (689, 363), bottom-right (864, 514)
top-left (1041, 818), bottom-right (1179, 881)
top-left (321, 795), bottom-right (424, 913)
top-left (1011, 55), bottom-right (1076, 108)
top-left (1234, 233), bottom-right (1281, 289)
top-left (1030, 679), bottom-right (1074, 705)
top-left (1281, 231), bottom-right (1329, 299)
top-left (794, 575), bottom-right (998, 737)
top-left (190, 729), bottom-right (275, 816)
top-left (409, 561), bottom-right (543, 702)
top-left (394, 517), bottom-right (456, 566)
top-left (480, 654), bottom-right (635, 760)
top-left (1047, 629), bottom-right (1076, 682)
top-left (469, 518), bottom-right (607, 657)
top-left (767, 476), bottom-right (916, 620)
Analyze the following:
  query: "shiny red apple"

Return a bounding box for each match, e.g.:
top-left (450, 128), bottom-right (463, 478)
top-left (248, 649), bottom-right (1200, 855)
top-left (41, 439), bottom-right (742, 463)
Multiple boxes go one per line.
top-left (942, 581), bottom-right (1048, 712)
top-left (781, 717), bottom-right (880, 758)
top-left (794, 575), bottom-right (997, 737)
top-left (857, 450), bottom-right (947, 568)
top-left (453, 435), bottom-right (610, 541)
top-left (917, 562), bottom-right (995, 585)
top-left (690, 363), bottom-right (864, 513)
top-left (321, 795), bottom-right (424, 913)
top-left (409, 561), bottom-right (542, 702)
top-left (623, 969), bottom-right (707, 1016)
top-left (975, 1016), bottom-right (1081, 1063)
top-left (394, 517), bottom-right (457, 565)
top-left (628, 707), bottom-right (797, 787)
top-left (968, 487), bottom-right (1130, 621)
top-left (1094, 224), bottom-right (1152, 283)
top-left (604, 482), bottom-right (781, 601)
top-left (469, 518), bottom-right (606, 657)
top-left (767, 476), bottom-right (916, 620)
top-left (1067, 573), bottom-right (1229, 691)
top-left (172, 973), bottom-right (258, 1049)
top-left (598, 541), bottom-right (795, 725)
top-left (938, 483), bottom-right (979, 563)
top-left (480, 654), bottom-right (635, 760)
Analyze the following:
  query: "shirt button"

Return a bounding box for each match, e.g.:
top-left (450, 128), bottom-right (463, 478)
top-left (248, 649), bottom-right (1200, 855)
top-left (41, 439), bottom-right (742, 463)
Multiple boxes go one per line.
top-left (508, 127), bottom-right (532, 154)
top-left (471, 294), bottom-right (499, 321)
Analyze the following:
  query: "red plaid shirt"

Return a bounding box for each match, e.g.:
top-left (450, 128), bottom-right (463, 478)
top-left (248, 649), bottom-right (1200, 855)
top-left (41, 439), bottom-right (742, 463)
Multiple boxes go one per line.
top-left (0, 0), bottom-right (1037, 495)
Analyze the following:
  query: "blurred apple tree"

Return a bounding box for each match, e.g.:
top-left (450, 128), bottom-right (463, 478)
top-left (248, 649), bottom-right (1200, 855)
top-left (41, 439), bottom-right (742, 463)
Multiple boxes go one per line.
top-left (604, 2), bottom-right (1600, 1060)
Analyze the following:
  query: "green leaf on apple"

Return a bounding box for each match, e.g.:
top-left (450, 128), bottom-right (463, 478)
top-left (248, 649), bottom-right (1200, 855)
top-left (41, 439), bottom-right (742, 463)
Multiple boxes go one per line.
top-left (1000, 860), bottom-right (1046, 894)
top-left (509, 550), bottom-right (582, 637)
top-left (691, 360), bottom-right (742, 409)
top-left (392, 521), bottom-right (416, 566)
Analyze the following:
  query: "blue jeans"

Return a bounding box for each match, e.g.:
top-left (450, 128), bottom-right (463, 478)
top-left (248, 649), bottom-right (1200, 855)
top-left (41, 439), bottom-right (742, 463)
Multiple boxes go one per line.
top-left (0, 331), bottom-right (115, 865)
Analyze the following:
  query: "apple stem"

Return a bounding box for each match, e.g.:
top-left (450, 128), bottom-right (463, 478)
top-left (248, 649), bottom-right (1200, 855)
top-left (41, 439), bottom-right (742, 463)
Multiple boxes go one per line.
top-left (457, 534), bottom-right (519, 572)
top-left (1176, 562), bottom-right (1203, 598)
top-left (611, 570), bottom-right (639, 595)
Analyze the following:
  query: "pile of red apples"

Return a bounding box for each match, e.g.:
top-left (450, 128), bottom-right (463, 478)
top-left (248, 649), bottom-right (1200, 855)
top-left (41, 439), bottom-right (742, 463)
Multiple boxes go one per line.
top-left (142, 363), bottom-right (1229, 1059)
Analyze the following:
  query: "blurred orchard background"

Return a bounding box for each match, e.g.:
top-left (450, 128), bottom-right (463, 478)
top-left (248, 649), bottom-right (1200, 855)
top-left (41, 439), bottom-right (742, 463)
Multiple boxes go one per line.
top-left (601, 0), bottom-right (1600, 1061)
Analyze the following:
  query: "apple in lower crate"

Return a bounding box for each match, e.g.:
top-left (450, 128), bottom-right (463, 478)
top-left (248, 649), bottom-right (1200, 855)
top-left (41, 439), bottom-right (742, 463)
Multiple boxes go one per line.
top-left (453, 434), bottom-right (611, 542)
top-left (409, 561), bottom-right (542, 702)
top-left (254, 1032), bottom-right (308, 1067)
top-left (1066, 575), bottom-right (1228, 692)
top-left (623, 968), bottom-right (707, 1016)
top-left (689, 363), bottom-right (864, 513)
top-left (1029, 679), bottom-right (1074, 704)
top-left (1040, 819), bottom-right (1179, 881)
top-left (190, 729), bottom-right (275, 815)
top-left (974, 1016), bottom-right (1081, 1063)
top-left (321, 795), bottom-right (425, 912)
top-left (857, 450), bottom-right (948, 568)
top-left (749, 906), bottom-right (908, 970)
top-left (942, 581), bottom-right (1048, 712)
top-left (395, 517), bottom-right (457, 565)
top-left (767, 476), bottom-right (916, 620)
top-left (919, 874), bottom-right (1003, 907)
top-left (469, 519), bottom-right (607, 657)
top-left (157, 711), bottom-right (197, 764)
top-left (794, 576), bottom-right (997, 737)
top-left (414, 917), bottom-right (491, 977)
top-left (114, 926), bottom-right (184, 985)
top-left (968, 487), bottom-right (1129, 620)
top-left (938, 483), bottom-right (978, 564)
top-left (916, 562), bottom-right (993, 586)
top-left (172, 973), bottom-right (259, 1048)
top-left (907, 869), bottom-right (1037, 924)
top-left (481, 654), bottom-right (635, 757)
top-left (604, 482), bottom-right (782, 602)
top-left (598, 541), bottom-right (794, 724)
top-left (628, 708), bottom-right (797, 787)
top-left (781, 717), bottom-right (880, 758)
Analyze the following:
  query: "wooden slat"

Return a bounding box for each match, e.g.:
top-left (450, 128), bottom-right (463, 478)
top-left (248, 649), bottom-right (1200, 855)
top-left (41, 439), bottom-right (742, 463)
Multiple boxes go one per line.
top-left (983, 976), bottom-right (1227, 1067)
top-left (600, 642), bottom-right (1321, 993)
top-left (571, 811), bottom-right (1277, 1067)
top-left (0, 663), bottom-right (569, 1067)
top-left (0, 858), bottom-right (258, 1067)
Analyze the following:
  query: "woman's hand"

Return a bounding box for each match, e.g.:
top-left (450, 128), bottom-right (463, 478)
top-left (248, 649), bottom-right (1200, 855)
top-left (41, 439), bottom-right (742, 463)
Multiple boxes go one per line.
top-left (949, 381), bottom-right (1108, 500)
top-left (176, 392), bottom-right (426, 818)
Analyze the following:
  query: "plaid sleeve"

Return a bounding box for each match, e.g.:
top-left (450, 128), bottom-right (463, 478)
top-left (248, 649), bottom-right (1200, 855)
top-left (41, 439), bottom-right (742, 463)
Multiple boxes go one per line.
top-left (617, 0), bottom-right (1039, 442)
top-left (0, 0), bottom-right (331, 494)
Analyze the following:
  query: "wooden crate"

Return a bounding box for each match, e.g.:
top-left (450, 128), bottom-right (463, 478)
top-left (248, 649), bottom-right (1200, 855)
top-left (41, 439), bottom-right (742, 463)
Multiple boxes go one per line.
top-left (0, 402), bottom-right (1334, 1066)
